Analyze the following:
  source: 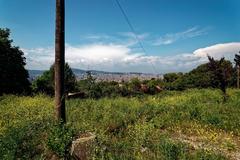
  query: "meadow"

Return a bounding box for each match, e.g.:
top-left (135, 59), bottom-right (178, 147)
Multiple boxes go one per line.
top-left (1, 89), bottom-right (240, 159)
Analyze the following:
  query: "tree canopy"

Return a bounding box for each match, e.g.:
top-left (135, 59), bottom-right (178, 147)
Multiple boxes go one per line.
top-left (234, 52), bottom-right (240, 66)
top-left (0, 28), bottom-right (30, 95)
top-left (163, 58), bottom-right (234, 91)
top-left (207, 56), bottom-right (233, 90)
top-left (32, 63), bottom-right (76, 95)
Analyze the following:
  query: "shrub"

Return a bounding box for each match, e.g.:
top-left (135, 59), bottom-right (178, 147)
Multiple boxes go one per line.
top-left (159, 138), bottom-right (187, 160)
top-left (163, 72), bottom-right (183, 83)
top-left (164, 58), bottom-right (234, 92)
top-left (32, 63), bottom-right (77, 95)
top-left (47, 124), bottom-right (74, 157)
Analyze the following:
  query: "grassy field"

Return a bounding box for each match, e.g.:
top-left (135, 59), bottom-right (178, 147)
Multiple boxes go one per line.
top-left (1, 89), bottom-right (240, 159)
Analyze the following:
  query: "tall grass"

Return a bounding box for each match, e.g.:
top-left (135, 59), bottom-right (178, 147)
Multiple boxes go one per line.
top-left (1, 89), bottom-right (240, 159)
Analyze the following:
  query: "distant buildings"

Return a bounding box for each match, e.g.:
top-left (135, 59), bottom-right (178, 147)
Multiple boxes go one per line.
top-left (29, 69), bottom-right (163, 82)
top-left (78, 72), bottom-right (163, 82)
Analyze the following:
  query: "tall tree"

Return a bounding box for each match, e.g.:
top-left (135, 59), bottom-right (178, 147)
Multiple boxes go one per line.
top-left (207, 56), bottom-right (233, 102)
top-left (0, 28), bottom-right (30, 95)
top-left (234, 52), bottom-right (240, 89)
top-left (55, 0), bottom-right (65, 122)
top-left (32, 63), bottom-right (76, 95)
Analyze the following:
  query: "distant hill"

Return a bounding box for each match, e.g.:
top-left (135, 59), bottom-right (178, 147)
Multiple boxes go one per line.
top-left (28, 70), bottom-right (45, 79)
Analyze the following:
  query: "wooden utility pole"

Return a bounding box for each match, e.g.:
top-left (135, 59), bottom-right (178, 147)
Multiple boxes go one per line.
top-left (55, 0), bottom-right (65, 122)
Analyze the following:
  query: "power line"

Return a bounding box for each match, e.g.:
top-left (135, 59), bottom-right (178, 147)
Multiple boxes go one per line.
top-left (114, 0), bottom-right (158, 74)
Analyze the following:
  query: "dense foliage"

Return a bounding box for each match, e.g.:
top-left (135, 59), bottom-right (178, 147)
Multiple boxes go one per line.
top-left (163, 72), bottom-right (183, 83)
top-left (207, 56), bottom-right (233, 101)
top-left (77, 75), bottom-right (164, 99)
top-left (234, 52), bottom-right (240, 88)
top-left (234, 52), bottom-right (240, 66)
top-left (0, 28), bottom-right (30, 95)
top-left (28, 53), bottom-right (239, 98)
top-left (1, 89), bottom-right (240, 159)
top-left (32, 57), bottom-right (235, 99)
top-left (163, 58), bottom-right (235, 91)
top-left (32, 63), bottom-right (77, 95)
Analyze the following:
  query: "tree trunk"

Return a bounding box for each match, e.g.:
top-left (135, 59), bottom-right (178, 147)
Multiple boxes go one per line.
top-left (237, 65), bottom-right (239, 89)
top-left (55, 0), bottom-right (65, 122)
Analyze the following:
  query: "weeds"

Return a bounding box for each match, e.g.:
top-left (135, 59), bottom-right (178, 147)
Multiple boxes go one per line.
top-left (1, 89), bottom-right (240, 159)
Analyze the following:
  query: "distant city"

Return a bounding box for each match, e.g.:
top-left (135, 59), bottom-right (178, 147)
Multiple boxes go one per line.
top-left (28, 69), bottom-right (163, 82)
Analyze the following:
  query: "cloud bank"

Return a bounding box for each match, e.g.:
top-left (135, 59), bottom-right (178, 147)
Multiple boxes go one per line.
top-left (24, 42), bottom-right (240, 73)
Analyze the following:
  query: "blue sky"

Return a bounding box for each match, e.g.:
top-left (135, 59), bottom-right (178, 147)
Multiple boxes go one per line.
top-left (0, 0), bottom-right (240, 73)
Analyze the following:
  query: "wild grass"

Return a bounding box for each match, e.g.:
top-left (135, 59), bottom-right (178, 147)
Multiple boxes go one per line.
top-left (0, 89), bottom-right (240, 159)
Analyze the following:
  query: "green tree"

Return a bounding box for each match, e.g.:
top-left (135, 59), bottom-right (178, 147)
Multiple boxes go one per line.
top-left (164, 59), bottom-right (234, 91)
top-left (31, 70), bottom-right (54, 95)
top-left (128, 78), bottom-right (141, 92)
top-left (163, 73), bottom-right (184, 90)
top-left (234, 52), bottom-right (240, 89)
top-left (163, 72), bottom-right (183, 83)
top-left (0, 28), bottom-right (30, 95)
top-left (85, 71), bottom-right (102, 98)
top-left (207, 56), bottom-right (233, 101)
top-left (32, 63), bottom-right (76, 95)
top-left (145, 78), bottom-right (163, 94)
top-left (173, 64), bottom-right (212, 90)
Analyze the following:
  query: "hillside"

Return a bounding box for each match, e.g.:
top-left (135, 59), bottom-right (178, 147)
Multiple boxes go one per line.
top-left (1, 89), bottom-right (240, 159)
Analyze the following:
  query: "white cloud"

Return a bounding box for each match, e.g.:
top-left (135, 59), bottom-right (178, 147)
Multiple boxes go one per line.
top-left (153, 26), bottom-right (209, 46)
top-left (193, 42), bottom-right (240, 60)
top-left (24, 42), bottom-right (240, 73)
top-left (84, 34), bottom-right (111, 40)
top-left (82, 32), bottom-right (149, 48)
top-left (116, 32), bottom-right (149, 47)
top-left (119, 32), bottom-right (149, 40)
top-left (66, 43), bottom-right (142, 66)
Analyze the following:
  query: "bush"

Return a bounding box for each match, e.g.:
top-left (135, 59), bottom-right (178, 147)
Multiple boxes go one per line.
top-left (31, 70), bottom-right (54, 95)
top-left (164, 59), bottom-right (234, 91)
top-left (77, 72), bottom-right (103, 99)
top-left (47, 123), bottom-right (74, 158)
top-left (32, 63), bottom-right (77, 95)
top-left (159, 138), bottom-right (186, 160)
top-left (163, 72), bottom-right (183, 83)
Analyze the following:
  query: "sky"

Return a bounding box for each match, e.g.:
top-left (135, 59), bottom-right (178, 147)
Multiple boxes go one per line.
top-left (0, 0), bottom-right (240, 73)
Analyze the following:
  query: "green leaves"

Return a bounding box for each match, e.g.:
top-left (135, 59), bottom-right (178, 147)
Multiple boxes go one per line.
top-left (0, 28), bottom-right (30, 95)
top-left (47, 123), bottom-right (74, 157)
top-left (234, 52), bottom-right (240, 66)
top-left (32, 63), bottom-right (77, 95)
